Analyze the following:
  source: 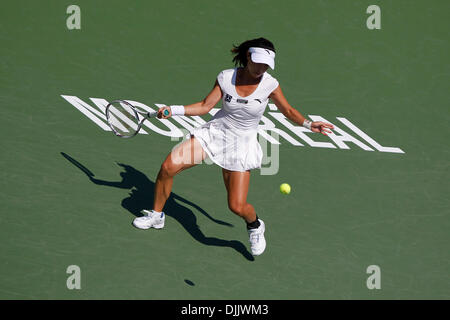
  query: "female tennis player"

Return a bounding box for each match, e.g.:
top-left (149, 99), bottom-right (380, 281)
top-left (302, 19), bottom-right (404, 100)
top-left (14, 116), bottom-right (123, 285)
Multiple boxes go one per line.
top-left (133, 37), bottom-right (334, 256)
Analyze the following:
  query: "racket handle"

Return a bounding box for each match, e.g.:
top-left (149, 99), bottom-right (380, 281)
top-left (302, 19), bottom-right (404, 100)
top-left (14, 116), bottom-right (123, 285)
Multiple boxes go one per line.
top-left (146, 109), bottom-right (170, 119)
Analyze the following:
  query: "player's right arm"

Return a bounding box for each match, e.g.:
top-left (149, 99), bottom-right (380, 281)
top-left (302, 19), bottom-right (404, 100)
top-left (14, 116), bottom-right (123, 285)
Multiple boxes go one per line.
top-left (157, 80), bottom-right (222, 118)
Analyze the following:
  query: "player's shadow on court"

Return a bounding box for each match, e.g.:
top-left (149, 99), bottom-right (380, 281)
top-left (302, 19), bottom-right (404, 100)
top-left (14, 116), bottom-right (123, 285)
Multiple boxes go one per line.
top-left (61, 152), bottom-right (254, 261)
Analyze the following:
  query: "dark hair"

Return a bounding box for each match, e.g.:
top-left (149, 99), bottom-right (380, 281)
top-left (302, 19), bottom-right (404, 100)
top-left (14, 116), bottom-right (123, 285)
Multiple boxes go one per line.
top-left (231, 37), bottom-right (276, 67)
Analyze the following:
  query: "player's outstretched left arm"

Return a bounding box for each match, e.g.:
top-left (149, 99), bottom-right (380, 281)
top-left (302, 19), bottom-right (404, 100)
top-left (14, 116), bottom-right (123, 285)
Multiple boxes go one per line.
top-left (269, 85), bottom-right (334, 135)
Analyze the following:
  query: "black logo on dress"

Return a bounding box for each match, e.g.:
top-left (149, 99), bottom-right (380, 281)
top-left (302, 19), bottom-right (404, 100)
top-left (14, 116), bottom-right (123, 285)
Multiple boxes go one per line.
top-left (236, 98), bottom-right (248, 104)
top-left (225, 94), bottom-right (232, 102)
top-left (255, 99), bottom-right (262, 104)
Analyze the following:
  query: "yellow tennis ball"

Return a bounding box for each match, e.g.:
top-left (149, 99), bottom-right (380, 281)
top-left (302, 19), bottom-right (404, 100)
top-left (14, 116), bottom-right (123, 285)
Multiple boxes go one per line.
top-left (280, 183), bottom-right (291, 195)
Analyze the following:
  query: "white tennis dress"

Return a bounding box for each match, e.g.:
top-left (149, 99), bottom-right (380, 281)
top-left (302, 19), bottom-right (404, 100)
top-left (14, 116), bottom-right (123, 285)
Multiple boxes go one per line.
top-left (190, 68), bottom-right (279, 171)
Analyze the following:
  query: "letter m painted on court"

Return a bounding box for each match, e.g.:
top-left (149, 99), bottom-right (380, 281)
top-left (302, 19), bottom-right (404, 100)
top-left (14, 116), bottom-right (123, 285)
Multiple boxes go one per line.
top-left (61, 95), bottom-right (111, 131)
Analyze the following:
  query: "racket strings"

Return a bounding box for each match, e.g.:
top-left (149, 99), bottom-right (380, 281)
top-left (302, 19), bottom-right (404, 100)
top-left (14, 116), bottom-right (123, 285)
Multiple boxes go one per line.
top-left (107, 102), bottom-right (140, 137)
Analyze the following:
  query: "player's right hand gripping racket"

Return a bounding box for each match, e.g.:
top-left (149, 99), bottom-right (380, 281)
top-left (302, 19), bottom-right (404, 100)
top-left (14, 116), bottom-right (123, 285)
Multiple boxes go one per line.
top-left (105, 100), bottom-right (169, 138)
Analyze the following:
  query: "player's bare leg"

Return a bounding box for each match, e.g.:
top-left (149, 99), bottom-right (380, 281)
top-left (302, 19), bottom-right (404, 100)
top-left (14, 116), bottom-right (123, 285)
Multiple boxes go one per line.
top-left (133, 135), bottom-right (206, 230)
top-left (222, 169), bottom-right (257, 223)
top-left (222, 168), bottom-right (266, 255)
top-left (153, 135), bottom-right (206, 212)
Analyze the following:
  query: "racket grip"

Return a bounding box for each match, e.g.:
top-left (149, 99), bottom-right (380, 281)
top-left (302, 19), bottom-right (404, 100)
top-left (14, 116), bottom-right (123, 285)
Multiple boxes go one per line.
top-left (163, 109), bottom-right (170, 116)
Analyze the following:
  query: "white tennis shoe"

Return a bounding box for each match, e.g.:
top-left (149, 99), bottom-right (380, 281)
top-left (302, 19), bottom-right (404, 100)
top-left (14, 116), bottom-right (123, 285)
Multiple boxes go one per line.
top-left (132, 209), bottom-right (165, 230)
top-left (248, 219), bottom-right (266, 256)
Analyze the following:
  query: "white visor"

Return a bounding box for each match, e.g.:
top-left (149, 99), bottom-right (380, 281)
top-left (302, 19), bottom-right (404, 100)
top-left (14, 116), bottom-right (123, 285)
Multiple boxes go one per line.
top-left (249, 47), bottom-right (276, 70)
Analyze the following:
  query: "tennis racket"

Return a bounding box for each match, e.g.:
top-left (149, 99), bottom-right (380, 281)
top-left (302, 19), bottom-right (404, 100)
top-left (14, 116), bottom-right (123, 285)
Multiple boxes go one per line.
top-left (105, 100), bottom-right (169, 138)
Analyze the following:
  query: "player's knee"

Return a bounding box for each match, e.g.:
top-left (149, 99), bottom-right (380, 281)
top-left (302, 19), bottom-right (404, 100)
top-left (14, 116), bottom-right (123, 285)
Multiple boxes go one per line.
top-left (228, 201), bottom-right (246, 216)
top-left (160, 160), bottom-right (177, 177)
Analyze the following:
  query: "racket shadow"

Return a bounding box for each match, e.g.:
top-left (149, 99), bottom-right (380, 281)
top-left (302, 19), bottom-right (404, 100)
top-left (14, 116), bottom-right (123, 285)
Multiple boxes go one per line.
top-left (61, 152), bottom-right (254, 261)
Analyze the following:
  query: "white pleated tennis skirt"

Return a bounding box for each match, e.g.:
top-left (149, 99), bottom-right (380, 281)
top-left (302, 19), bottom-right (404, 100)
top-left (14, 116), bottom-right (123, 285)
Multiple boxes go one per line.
top-left (189, 120), bottom-right (263, 172)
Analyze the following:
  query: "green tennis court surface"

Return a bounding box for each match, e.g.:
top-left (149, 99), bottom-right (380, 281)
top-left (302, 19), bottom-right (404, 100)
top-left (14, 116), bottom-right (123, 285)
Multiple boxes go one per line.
top-left (1, 0), bottom-right (449, 299)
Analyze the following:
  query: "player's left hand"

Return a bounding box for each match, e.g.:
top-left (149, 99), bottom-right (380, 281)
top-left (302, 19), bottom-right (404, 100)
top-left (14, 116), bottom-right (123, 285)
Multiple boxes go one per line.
top-left (311, 121), bottom-right (334, 136)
